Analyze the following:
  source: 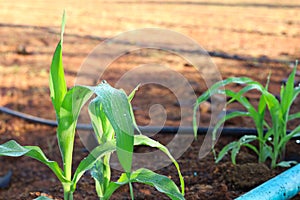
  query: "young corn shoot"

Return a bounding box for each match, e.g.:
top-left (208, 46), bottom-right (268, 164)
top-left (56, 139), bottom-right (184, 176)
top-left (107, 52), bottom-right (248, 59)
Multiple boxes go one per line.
top-left (0, 12), bottom-right (185, 200)
top-left (0, 13), bottom-right (115, 200)
top-left (193, 63), bottom-right (300, 168)
top-left (87, 83), bottom-right (185, 200)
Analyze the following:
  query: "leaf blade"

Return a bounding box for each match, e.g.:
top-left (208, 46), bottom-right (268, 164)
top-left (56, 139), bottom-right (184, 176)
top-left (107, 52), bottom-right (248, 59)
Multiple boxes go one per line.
top-left (104, 168), bottom-right (185, 200)
top-left (0, 140), bottom-right (67, 183)
top-left (72, 140), bottom-right (116, 190)
top-left (92, 83), bottom-right (134, 173)
top-left (134, 135), bottom-right (184, 195)
top-left (57, 86), bottom-right (93, 177)
top-left (130, 168), bottom-right (184, 200)
top-left (49, 12), bottom-right (67, 116)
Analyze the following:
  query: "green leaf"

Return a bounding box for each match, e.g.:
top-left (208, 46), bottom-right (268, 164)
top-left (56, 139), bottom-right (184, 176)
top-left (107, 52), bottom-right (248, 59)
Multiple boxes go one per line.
top-left (216, 141), bottom-right (237, 163)
top-left (239, 135), bottom-right (257, 144)
top-left (131, 168), bottom-right (184, 200)
top-left (292, 86), bottom-right (300, 102)
top-left (104, 168), bottom-right (185, 200)
top-left (281, 66), bottom-right (296, 117)
top-left (103, 174), bottom-right (128, 200)
top-left (60, 11), bottom-right (66, 44)
top-left (230, 144), bottom-right (240, 165)
top-left (216, 135), bottom-right (257, 164)
top-left (225, 88), bottom-right (267, 138)
top-left (277, 161), bottom-right (297, 168)
top-left (243, 143), bottom-right (259, 155)
top-left (281, 126), bottom-right (300, 143)
top-left (0, 140), bottom-right (67, 183)
top-left (258, 95), bottom-right (267, 116)
top-left (72, 140), bottom-right (116, 190)
top-left (90, 83), bottom-right (134, 173)
top-left (193, 77), bottom-right (256, 138)
top-left (89, 97), bottom-right (114, 143)
top-left (88, 97), bottom-right (114, 197)
top-left (291, 126), bottom-right (300, 138)
top-left (0, 140), bottom-right (30, 156)
top-left (212, 110), bottom-right (250, 141)
top-left (263, 92), bottom-right (280, 115)
top-left (128, 84), bottom-right (140, 102)
top-left (225, 89), bottom-right (257, 116)
top-left (49, 12), bottom-right (67, 116)
top-left (57, 86), bottom-right (93, 179)
top-left (257, 95), bottom-right (268, 138)
top-left (227, 83), bottom-right (264, 105)
top-left (91, 156), bottom-right (111, 198)
top-left (134, 135), bottom-right (184, 195)
top-left (127, 85), bottom-right (141, 134)
top-left (261, 145), bottom-right (272, 162)
top-left (88, 98), bottom-right (104, 143)
top-left (280, 84), bottom-right (284, 105)
top-left (195, 77), bottom-right (254, 107)
top-left (288, 112), bottom-right (300, 121)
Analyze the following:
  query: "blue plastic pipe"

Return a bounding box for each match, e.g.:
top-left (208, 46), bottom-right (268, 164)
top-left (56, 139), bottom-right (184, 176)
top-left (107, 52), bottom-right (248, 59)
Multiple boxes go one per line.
top-left (236, 164), bottom-right (300, 200)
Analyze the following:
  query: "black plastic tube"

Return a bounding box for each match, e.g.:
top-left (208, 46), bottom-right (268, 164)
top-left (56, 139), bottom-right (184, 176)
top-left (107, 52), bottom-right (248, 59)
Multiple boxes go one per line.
top-left (0, 106), bottom-right (293, 137)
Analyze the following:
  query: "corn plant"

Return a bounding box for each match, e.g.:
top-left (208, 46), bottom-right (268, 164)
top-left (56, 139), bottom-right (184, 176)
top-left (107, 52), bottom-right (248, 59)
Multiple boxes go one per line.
top-left (88, 83), bottom-right (184, 200)
top-left (193, 64), bottom-right (300, 168)
top-left (84, 82), bottom-right (184, 200)
top-left (0, 13), bottom-right (184, 200)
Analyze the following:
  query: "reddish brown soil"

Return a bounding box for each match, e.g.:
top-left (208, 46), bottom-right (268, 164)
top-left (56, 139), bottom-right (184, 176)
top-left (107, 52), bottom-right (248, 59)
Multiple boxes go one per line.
top-left (0, 125), bottom-right (300, 200)
top-left (1, 1), bottom-right (300, 199)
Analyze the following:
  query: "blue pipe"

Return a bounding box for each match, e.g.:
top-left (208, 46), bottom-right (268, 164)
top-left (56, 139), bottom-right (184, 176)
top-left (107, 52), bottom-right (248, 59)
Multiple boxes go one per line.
top-left (236, 164), bottom-right (300, 200)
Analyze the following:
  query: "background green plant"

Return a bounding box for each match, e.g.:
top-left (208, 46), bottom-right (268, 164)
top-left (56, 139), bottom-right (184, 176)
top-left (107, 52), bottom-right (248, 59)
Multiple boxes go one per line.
top-left (0, 12), bottom-right (185, 200)
top-left (193, 64), bottom-right (300, 168)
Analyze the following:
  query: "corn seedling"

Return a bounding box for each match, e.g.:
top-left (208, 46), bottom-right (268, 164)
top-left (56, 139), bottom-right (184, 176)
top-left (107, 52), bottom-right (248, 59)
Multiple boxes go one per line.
top-left (0, 13), bottom-right (184, 200)
top-left (193, 64), bottom-right (300, 168)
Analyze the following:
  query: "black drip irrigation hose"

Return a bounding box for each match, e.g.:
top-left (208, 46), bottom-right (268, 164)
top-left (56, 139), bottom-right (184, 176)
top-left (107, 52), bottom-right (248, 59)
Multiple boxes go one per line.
top-left (1, 106), bottom-right (296, 138)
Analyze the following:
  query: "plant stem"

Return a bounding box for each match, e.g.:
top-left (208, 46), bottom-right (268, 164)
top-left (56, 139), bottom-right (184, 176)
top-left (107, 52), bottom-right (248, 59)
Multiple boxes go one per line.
top-left (129, 182), bottom-right (134, 200)
top-left (61, 125), bottom-right (76, 199)
top-left (63, 183), bottom-right (73, 200)
top-left (257, 126), bottom-right (265, 163)
top-left (271, 150), bottom-right (278, 169)
top-left (280, 145), bottom-right (286, 161)
top-left (65, 156), bottom-right (72, 181)
top-left (258, 140), bottom-right (265, 163)
top-left (64, 191), bottom-right (73, 200)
